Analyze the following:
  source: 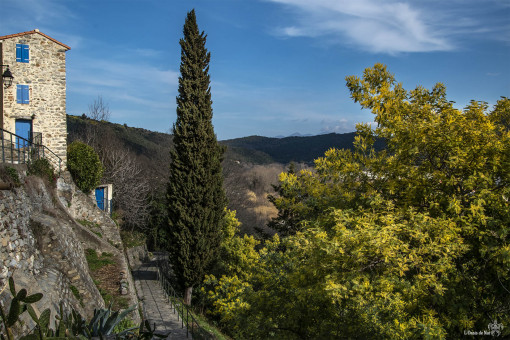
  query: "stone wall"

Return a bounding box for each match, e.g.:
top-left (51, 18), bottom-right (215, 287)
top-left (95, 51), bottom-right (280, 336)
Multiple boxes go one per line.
top-left (0, 30), bottom-right (69, 166)
top-left (125, 245), bottom-right (150, 270)
top-left (55, 171), bottom-right (140, 322)
top-left (58, 172), bottom-right (122, 249)
top-left (0, 168), bottom-right (102, 335)
top-left (0, 167), bottom-right (140, 337)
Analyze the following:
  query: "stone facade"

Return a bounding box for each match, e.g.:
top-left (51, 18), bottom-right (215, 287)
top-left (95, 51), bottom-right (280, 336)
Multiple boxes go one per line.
top-left (0, 30), bottom-right (70, 167)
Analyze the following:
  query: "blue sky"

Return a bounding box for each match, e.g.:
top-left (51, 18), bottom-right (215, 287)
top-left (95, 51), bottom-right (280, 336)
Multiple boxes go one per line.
top-left (2, 0), bottom-right (509, 140)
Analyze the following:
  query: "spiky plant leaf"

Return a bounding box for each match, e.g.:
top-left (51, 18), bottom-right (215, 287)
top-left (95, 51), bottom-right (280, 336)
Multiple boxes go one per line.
top-left (16, 289), bottom-right (27, 301)
top-left (26, 304), bottom-right (38, 323)
top-left (8, 277), bottom-right (15, 296)
top-left (23, 293), bottom-right (43, 304)
top-left (6, 297), bottom-right (20, 327)
top-left (39, 308), bottom-right (51, 332)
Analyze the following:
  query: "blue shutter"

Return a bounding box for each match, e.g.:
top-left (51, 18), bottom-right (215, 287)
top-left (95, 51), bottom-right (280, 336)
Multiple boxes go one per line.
top-left (17, 85), bottom-right (22, 103)
top-left (16, 44), bottom-right (29, 63)
top-left (16, 85), bottom-right (30, 104)
top-left (23, 45), bottom-right (29, 63)
top-left (16, 44), bottom-right (22, 62)
top-left (22, 85), bottom-right (29, 104)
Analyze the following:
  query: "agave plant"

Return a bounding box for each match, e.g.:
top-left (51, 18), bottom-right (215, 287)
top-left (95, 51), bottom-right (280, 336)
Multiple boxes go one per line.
top-left (2, 277), bottom-right (168, 339)
top-left (83, 303), bottom-right (137, 338)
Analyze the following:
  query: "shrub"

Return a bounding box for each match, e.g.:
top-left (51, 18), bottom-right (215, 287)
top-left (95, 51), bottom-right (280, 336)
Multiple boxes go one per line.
top-left (120, 230), bottom-right (147, 249)
top-left (27, 158), bottom-right (55, 183)
top-left (0, 166), bottom-right (21, 187)
top-left (67, 141), bottom-right (104, 193)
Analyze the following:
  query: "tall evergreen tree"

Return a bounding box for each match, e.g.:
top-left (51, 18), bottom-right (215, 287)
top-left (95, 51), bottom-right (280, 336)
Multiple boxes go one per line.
top-left (166, 9), bottom-right (227, 305)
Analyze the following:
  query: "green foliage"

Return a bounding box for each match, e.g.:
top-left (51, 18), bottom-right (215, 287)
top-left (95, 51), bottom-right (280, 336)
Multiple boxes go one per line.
top-left (0, 166), bottom-right (21, 187)
top-left (77, 220), bottom-right (103, 239)
top-left (214, 209), bottom-right (260, 280)
top-left (203, 65), bottom-right (510, 339)
top-left (85, 303), bottom-right (137, 337)
top-left (120, 230), bottom-right (147, 249)
top-left (224, 132), bottom-right (384, 164)
top-left (113, 317), bottom-right (137, 334)
top-left (145, 191), bottom-right (168, 250)
top-left (166, 9), bottom-right (227, 301)
top-left (67, 141), bottom-right (104, 193)
top-left (27, 159), bottom-right (55, 184)
top-left (69, 285), bottom-right (83, 307)
top-left (0, 277), bottom-right (43, 340)
top-left (85, 249), bottom-right (114, 272)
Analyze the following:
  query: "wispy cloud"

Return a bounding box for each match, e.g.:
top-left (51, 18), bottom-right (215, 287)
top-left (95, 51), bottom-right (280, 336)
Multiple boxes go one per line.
top-left (1, 0), bottom-right (77, 31)
top-left (265, 0), bottom-right (457, 54)
top-left (0, 0), bottom-right (83, 49)
top-left (131, 48), bottom-right (164, 58)
top-left (69, 56), bottom-right (178, 107)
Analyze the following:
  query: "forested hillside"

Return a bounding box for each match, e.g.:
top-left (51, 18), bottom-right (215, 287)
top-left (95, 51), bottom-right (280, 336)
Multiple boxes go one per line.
top-left (224, 132), bottom-right (384, 164)
top-left (67, 114), bottom-right (354, 233)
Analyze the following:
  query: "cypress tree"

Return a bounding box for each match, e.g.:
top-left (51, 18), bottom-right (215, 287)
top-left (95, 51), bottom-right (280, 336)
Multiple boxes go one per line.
top-left (166, 9), bottom-right (227, 305)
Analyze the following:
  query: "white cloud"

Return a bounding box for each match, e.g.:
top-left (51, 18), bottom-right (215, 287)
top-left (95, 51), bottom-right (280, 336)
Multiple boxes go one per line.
top-left (266, 0), bottom-right (455, 53)
top-left (67, 53), bottom-right (179, 120)
top-left (1, 0), bottom-right (77, 31)
top-left (320, 118), bottom-right (354, 134)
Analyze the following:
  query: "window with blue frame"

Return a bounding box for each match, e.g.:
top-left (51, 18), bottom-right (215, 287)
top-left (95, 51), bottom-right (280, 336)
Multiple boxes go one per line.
top-left (16, 44), bottom-right (29, 63)
top-left (17, 85), bottom-right (30, 104)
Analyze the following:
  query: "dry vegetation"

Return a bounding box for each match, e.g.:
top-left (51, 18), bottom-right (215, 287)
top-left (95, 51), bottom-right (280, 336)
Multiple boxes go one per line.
top-left (223, 161), bottom-right (311, 234)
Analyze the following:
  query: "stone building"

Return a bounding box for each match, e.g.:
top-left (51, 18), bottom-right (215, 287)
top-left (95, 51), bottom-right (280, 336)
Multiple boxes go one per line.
top-left (0, 29), bottom-right (70, 167)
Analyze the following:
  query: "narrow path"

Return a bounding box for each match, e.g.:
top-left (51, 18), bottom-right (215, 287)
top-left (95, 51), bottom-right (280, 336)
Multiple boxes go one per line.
top-left (132, 259), bottom-right (189, 339)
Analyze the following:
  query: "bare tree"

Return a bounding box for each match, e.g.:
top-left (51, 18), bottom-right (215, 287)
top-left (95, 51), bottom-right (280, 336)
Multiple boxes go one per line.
top-left (100, 145), bottom-right (150, 229)
top-left (84, 96), bottom-right (111, 146)
top-left (79, 96), bottom-right (150, 230)
top-left (87, 95), bottom-right (111, 121)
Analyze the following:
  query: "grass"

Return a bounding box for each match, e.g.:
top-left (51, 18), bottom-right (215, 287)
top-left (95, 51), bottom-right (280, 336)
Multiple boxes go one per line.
top-left (86, 249), bottom-right (130, 311)
top-left (170, 298), bottom-right (230, 340)
top-left (78, 220), bottom-right (103, 238)
top-left (191, 312), bottom-right (231, 340)
top-left (85, 249), bottom-right (114, 271)
top-left (0, 166), bottom-right (21, 187)
top-left (69, 285), bottom-right (85, 307)
top-left (120, 230), bottom-right (147, 248)
top-left (97, 285), bottom-right (130, 310)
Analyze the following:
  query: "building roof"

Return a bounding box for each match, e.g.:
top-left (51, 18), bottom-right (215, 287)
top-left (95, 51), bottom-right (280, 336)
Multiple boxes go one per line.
top-left (0, 29), bottom-right (71, 50)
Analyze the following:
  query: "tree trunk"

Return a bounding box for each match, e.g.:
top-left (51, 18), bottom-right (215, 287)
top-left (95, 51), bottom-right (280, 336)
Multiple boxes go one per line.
top-left (184, 286), bottom-right (193, 305)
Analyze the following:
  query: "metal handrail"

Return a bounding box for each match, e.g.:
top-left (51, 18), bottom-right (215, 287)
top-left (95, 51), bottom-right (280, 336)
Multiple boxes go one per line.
top-left (0, 128), bottom-right (62, 174)
top-left (156, 261), bottom-right (215, 339)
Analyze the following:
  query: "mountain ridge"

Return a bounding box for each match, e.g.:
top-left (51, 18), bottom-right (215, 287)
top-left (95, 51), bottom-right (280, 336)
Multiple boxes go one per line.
top-left (67, 114), bottom-right (362, 165)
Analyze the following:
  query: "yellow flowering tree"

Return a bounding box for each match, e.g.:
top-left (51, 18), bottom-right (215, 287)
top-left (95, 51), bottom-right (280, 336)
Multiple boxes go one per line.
top-left (204, 64), bottom-right (510, 339)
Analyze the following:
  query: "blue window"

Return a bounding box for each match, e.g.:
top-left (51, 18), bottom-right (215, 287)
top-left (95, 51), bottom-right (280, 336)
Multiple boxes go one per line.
top-left (16, 44), bottom-right (29, 63)
top-left (17, 85), bottom-right (29, 104)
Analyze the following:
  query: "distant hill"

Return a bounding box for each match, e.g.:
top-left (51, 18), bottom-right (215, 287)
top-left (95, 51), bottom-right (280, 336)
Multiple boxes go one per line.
top-left (221, 133), bottom-right (359, 164)
top-left (66, 114), bottom-right (375, 234)
top-left (68, 114), bottom-right (365, 166)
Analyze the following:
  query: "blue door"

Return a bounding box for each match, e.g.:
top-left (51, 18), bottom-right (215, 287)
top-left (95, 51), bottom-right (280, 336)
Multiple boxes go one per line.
top-left (95, 187), bottom-right (105, 210)
top-left (15, 119), bottom-right (32, 149)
